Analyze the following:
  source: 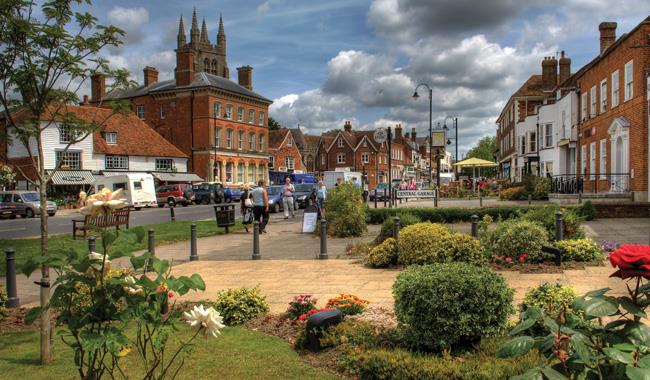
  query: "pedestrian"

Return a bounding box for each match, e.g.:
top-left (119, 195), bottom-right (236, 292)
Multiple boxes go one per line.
top-left (408, 178), bottom-right (416, 190)
top-left (316, 181), bottom-right (327, 216)
top-left (335, 177), bottom-right (342, 187)
top-left (282, 176), bottom-right (295, 219)
top-left (240, 184), bottom-right (253, 233)
top-left (251, 179), bottom-right (269, 233)
top-left (399, 179), bottom-right (407, 190)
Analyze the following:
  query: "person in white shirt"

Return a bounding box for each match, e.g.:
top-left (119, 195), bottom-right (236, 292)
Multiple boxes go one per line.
top-left (282, 177), bottom-right (295, 219)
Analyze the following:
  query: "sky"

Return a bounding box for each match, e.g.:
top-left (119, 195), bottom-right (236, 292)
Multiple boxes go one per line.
top-left (81, 0), bottom-right (650, 158)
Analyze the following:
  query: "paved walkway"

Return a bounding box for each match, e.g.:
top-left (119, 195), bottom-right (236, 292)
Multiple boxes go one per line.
top-left (7, 217), bottom-right (648, 314)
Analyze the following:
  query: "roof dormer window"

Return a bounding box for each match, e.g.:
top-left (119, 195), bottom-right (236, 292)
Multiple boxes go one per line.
top-left (338, 138), bottom-right (344, 148)
top-left (105, 132), bottom-right (117, 145)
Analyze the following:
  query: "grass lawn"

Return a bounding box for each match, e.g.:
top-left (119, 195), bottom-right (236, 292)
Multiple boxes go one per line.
top-left (0, 326), bottom-right (339, 380)
top-left (0, 221), bottom-right (242, 276)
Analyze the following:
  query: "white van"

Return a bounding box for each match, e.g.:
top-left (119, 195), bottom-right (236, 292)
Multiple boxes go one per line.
top-left (93, 173), bottom-right (157, 210)
top-left (323, 171), bottom-right (363, 189)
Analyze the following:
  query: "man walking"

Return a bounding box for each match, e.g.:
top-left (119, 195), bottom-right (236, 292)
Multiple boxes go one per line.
top-left (251, 179), bottom-right (269, 233)
top-left (282, 176), bottom-right (295, 219)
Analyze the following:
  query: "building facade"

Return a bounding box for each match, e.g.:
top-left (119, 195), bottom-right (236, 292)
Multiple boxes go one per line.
top-left (268, 129), bottom-right (303, 173)
top-left (99, 10), bottom-right (272, 184)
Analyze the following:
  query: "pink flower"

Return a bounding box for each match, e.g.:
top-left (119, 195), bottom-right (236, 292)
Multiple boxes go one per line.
top-left (167, 291), bottom-right (175, 299)
top-left (505, 257), bottom-right (513, 263)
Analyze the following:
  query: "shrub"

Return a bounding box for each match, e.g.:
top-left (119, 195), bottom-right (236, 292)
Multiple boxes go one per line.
top-left (393, 263), bottom-right (514, 351)
top-left (397, 223), bottom-right (451, 265)
top-left (575, 200), bottom-right (596, 221)
top-left (213, 285), bottom-right (269, 325)
top-left (445, 233), bottom-right (487, 264)
top-left (521, 205), bottom-right (584, 240)
top-left (346, 338), bottom-right (544, 380)
top-left (483, 219), bottom-right (549, 262)
top-left (377, 213), bottom-right (421, 243)
top-left (500, 186), bottom-right (526, 200)
top-left (326, 293), bottom-right (369, 316)
top-left (319, 319), bottom-right (396, 349)
top-left (366, 206), bottom-right (529, 225)
top-left (555, 238), bottom-right (604, 262)
top-left (366, 238), bottom-right (398, 268)
top-left (286, 294), bottom-right (318, 320)
top-left (0, 285), bottom-right (7, 317)
top-left (520, 283), bottom-right (577, 316)
top-left (327, 183), bottom-right (367, 237)
top-left (522, 174), bottom-right (550, 200)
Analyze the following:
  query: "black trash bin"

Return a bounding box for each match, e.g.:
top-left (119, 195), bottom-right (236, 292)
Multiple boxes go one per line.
top-left (214, 204), bottom-right (236, 233)
top-left (305, 309), bottom-right (343, 352)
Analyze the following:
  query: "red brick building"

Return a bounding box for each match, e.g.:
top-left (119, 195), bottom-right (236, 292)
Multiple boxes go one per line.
top-left (268, 129), bottom-right (303, 172)
top-left (575, 19), bottom-right (650, 201)
top-left (98, 10), bottom-right (272, 184)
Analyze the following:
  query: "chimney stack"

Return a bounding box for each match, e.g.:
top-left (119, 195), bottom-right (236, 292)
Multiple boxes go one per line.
top-left (91, 73), bottom-right (105, 102)
top-left (395, 124), bottom-right (403, 138)
top-left (411, 127), bottom-right (416, 140)
top-left (237, 65), bottom-right (253, 91)
top-left (80, 95), bottom-right (89, 106)
top-left (599, 22), bottom-right (617, 54)
top-left (558, 51), bottom-right (571, 85)
top-left (344, 120), bottom-right (352, 132)
top-left (541, 56), bottom-right (558, 91)
top-left (143, 66), bottom-right (159, 87)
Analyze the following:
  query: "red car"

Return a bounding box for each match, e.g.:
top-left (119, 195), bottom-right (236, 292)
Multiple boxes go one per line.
top-left (156, 183), bottom-right (194, 207)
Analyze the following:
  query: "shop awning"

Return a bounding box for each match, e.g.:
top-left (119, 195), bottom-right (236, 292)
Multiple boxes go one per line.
top-left (152, 172), bottom-right (204, 183)
top-left (49, 170), bottom-right (96, 185)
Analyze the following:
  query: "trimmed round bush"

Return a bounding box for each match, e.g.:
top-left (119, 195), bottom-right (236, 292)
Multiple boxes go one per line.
top-left (377, 213), bottom-right (421, 243)
top-left (393, 263), bottom-right (514, 351)
top-left (555, 238), bottom-right (603, 262)
top-left (486, 219), bottom-right (549, 262)
top-left (520, 283), bottom-right (577, 315)
top-left (366, 238), bottom-right (398, 268)
top-left (213, 285), bottom-right (269, 325)
top-left (397, 222), bottom-right (485, 266)
top-left (521, 206), bottom-right (584, 240)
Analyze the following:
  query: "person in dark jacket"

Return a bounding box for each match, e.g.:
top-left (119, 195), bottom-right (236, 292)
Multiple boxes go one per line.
top-left (240, 184), bottom-right (253, 232)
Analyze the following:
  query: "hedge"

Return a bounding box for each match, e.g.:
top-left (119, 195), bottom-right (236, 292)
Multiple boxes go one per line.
top-left (366, 203), bottom-right (594, 224)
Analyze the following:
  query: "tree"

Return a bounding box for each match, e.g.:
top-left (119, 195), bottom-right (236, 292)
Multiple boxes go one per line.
top-left (0, 0), bottom-right (132, 363)
top-left (465, 136), bottom-right (497, 177)
top-left (268, 116), bottom-right (282, 131)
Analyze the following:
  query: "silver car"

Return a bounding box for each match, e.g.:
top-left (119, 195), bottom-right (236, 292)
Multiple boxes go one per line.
top-left (0, 191), bottom-right (57, 218)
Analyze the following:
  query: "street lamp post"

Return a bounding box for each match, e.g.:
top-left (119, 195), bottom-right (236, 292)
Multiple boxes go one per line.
top-left (412, 84), bottom-right (433, 184)
top-left (443, 117), bottom-right (459, 180)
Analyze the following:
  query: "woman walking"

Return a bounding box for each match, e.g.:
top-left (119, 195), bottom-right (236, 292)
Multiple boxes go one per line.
top-left (240, 184), bottom-right (253, 232)
top-left (251, 179), bottom-right (269, 233)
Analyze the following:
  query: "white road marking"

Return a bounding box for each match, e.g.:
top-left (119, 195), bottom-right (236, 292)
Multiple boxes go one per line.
top-left (0, 227), bottom-right (26, 232)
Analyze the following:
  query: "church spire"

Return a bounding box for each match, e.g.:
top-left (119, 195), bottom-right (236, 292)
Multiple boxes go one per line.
top-left (200, 17), bottom-right (209, 43)
top-left (177, 14), bottom-right (186, 48)
top-left (190, 8), bottom-right (200, 46)
top-left (217, 13), bottom-right (226, 55)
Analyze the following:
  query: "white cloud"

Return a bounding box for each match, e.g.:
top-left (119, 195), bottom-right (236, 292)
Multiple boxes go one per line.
top-left (107, 6), bottom-right (150, 45)
top-left (257, 1), bottom-right (272, 15)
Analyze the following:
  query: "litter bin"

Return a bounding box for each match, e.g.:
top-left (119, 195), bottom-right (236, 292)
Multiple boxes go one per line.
top-left (214, 204), bottom-right (236, 233)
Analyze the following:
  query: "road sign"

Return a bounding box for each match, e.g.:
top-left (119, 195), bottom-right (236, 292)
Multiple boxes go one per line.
top-left (302, 204), bottom-right (319, 233)
top-left (373, 129), bottom-right (387, 144)
top-left (396, 190), bottom-right (437, 199)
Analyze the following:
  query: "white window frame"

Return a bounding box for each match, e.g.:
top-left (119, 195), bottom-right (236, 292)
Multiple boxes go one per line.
top-left (226, 129), bottom-right (233, 149)
top-left (259, 135), bottom-right (265, 151)
top-left (544, 123), bottom-right (553, 148)
top-left (105, 132), bottom-right (117, 145)
top-left (249, 133), bottom-right (255, 151)
top-left (248, 109), bottom-right (254, 124)
top-left (213, 102), bottom-right (221, 118)
top-left (215, 127), bottom-right (221, 148)
top-left (361, 153), bottom-right (369, 164)
top-left (338, 138), bottom-right (344, 148)
top-left (337, 153), bottom-right (345, 164)
top-left (155, 158), bottom-right (174, 172)
top-left (321, 154), bottom-right (325, 165)
top-left (590, 86), bottom-right (597, 118)
top-left (581, 145), bottom-right (587, 177)
top-left (581, 92), bottom-right (588, 121)
top-left (225, 104), bottom-right (233, 119)
top-left (287, 136), bottom-right (293, 147)
top-left (237, 107), bottom-right (244, 122)
top-left (611, 70), bottom-right (620, 108)
top-left (600, 79), bottom-right (607, 113)
top-left (599, 139), bottom-right (607, 179)
top-left (528, 131), bottom-right (536, 153)
top-left (59, 125), bottom-right (74, 143)
top-left (520, 136), bottom-right (526, 155)
top-left (258, 111), bottom-right (265, 126)
top-left (269, 155), bottom-right (274, 168)
top-left (589, 142), bottom-right (596, 180)
top-left (624, 60), bottom-right (633, 101)
top-left (56, 150), bottom-right (81, 169)
top-left (238, 130), bottom-right (244, 150)
top-left (285, 157), bottom-right (295, 170)
top-left (105, 155), bottom-right (128, 170)
top-left (136, 105), bottom-right (145, 119)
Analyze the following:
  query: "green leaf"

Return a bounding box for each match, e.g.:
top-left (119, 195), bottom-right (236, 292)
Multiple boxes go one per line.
top-left (604, 347), bottom-right (635, 364)
top-left (584, 297), bottom-right (619, 318)
top-left (638, 355), bottom-right (650, 369)
top-left (571, 334), bottom-right (594, 367)
top-left (522, 306), bottom-right (544, 321)
top-left (619, 297), bottom-right (648, 318)
top-left (152, 259), bottom-right (170, 275)
top-left (615, 343), bottom-right (638, 353)
top-left (510, 318), bottom-right (537, 336)
top-left (130, 255), bottom-right (147, 270)
top-left (544, 316), bottom-right (559, 333)
top-left (626, 323), bottom-right (650, 347)
top-left (511, 368), bottom-right (544, 380)
top-left (496, 336), bottom-right (535, 358)
top-left (25, 307), bottom-right (43, 324)
top-left (586, 288), bottom-right (611, 297)
top-left (626, 367), bottom-right (650, 380)
top-left (542, 366), bottom-right (568, 380)
top-left (190, 274), bottom-right (206, 291)
top-left (131, 226), bottom-right (146, 243)
top-left (103, 230), bottom-right (117, 248)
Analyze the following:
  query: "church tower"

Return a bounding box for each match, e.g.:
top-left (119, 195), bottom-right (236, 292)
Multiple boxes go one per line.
top-left (175, 8), bottom-right (229, 86)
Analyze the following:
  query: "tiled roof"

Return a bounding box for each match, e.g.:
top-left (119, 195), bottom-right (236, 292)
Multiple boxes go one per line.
top-left (304, 135), bottom-right (321, 147)
top-left (268, 129), bottom-right (290, 150)
top-left (288, 128), bottom-right (307, 148)
top-left (512, 75), bottom-right (545, 97)
top-left (104, 72), bottom-right (272, 103)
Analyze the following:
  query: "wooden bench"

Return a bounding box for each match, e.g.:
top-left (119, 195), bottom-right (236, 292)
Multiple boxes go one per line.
top-left (72, 208), bottom-right (131, 240)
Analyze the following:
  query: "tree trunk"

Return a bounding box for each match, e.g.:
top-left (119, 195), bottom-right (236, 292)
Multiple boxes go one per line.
top-left (38, 169), bottom-right (52, 363)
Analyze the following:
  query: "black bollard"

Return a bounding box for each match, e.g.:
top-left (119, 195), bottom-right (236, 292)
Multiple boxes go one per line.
top-left (189, 224), bottom-right (198, 261)
top-left (319, 219), bottom-right (328, 259)
top-left (479, 189), bottom-right (483, 208)
top-left (374, 189), bottom-right (377, 209)
top-left (170, 205), bottom-right (176, 222)
top-left (471, 215), bottom-right (479, 238)
top-left (88, 236), bottom-right (96, 253)
top-left (146, 229), bottom-right (155, 272)
top-left (252, 221), bottom-right (261, 260)
top-left (555, 211), bottom-right (564, 241)
top-left (392, 216), bottom-right (400, 240)
top-left (528, 194), bottom-right (532, 205)
top-left (383, 188), bottom-right (387, 208)
top-left (5, 248), bottom-right (19, 308)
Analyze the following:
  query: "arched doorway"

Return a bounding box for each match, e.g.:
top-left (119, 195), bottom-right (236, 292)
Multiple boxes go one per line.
top-left (608, 117), bottom-right (629, 192)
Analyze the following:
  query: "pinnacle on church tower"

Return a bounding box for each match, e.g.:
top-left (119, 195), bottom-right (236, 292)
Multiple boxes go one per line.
top-left (217, 13), bottom-right (226, 55)
top-left (177, 15), bottom-right (186, 48)
top-left (190, 8), bottom-right (200, 46)
top-left (201, 18), bottom-right (209, 43)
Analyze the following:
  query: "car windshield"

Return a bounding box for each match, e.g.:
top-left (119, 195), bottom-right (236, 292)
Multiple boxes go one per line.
top-left (266, 186), bottom-right (283, 195)
top-left (295, 184), bottom-right (313, 192)
top-left (22, 192), bottom-right (40, 202)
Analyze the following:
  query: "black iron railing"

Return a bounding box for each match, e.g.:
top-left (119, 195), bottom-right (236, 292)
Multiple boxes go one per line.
top-left (551, 173), bottom-right (630, 194)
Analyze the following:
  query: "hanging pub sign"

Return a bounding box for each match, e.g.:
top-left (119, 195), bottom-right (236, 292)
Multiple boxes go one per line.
top-left (431, 131), bottom-right (446, 147)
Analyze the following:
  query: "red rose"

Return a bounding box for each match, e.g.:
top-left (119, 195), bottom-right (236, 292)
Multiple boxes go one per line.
top-left (610, 244), bottom-right (650, 270)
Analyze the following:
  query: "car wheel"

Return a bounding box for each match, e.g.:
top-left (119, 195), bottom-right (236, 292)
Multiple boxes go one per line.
top-left (48, 212), bottom-right (56, 217)
top-left (25, 208), bottom-right (35, 218)
top-left (158, 204), bottom-right (164, 208)
top-left (134, 207), bottom-right (142, 211)
top-left (201, 196), bottom-right (209, 205)
top-left (273, 203), bottom-right (280, 213)
top-left (225, 198), bottom-right (231, 203)
top-left (10, 214), bottom-right (16, 219)
top-left (182, 201), bottom-right (189, 207)
top-left (167, 198), bottom-right (176, 207)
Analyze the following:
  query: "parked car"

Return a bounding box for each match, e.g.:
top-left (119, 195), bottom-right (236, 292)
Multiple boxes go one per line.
top-left (266, 185), bottom-right (285, 213)
top-left (156, 183), bottom-right (194, 207)
top-left (223, 185), bottom-right (245, 203)
top-left (192, 182), bottom-right (226, 204)
top-left (0, 191), bottom-right (57, 217)
top-left (294, 183), bottom-right (316, 208)
top-left (369, 183), bottom-right (391, 201)
top-left (0, 197), bottom-right (17, 219)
